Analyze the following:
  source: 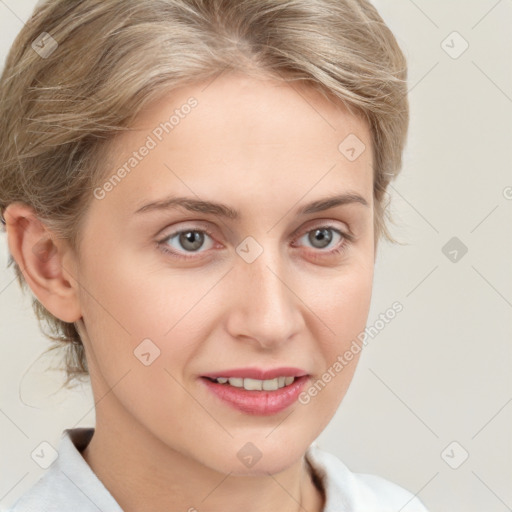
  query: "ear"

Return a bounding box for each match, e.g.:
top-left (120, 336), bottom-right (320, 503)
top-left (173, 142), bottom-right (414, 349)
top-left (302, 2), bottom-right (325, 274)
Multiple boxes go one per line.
top-left (3, 202), bottom-right (82, 323)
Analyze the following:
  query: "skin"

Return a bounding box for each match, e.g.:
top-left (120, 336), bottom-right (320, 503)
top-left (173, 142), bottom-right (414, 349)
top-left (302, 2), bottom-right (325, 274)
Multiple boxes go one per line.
top-left (5, 71), bottom-right (375, 512)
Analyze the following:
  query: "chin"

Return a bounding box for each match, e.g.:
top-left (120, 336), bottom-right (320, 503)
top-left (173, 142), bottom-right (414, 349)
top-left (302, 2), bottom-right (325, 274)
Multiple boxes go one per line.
top-left (225, 442), bottom-right (306, 477)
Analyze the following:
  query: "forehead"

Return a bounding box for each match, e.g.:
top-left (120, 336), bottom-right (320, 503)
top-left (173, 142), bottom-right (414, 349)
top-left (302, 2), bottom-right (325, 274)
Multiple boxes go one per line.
top-left (95, 71), bottom-right (373, 215)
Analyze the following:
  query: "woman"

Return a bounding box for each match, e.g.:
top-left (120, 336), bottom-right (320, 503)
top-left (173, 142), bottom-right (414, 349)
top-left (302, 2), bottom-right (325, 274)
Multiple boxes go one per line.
top-left (0, 0), bottom-right (428, 510)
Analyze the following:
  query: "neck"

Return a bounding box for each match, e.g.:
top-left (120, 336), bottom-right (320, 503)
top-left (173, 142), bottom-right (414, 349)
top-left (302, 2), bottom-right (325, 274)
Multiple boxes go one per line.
top-left (80, 394), bottom-right (325, 512)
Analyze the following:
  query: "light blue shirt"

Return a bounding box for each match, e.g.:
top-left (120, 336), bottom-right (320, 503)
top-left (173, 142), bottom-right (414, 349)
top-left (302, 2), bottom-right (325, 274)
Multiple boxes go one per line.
top-left (7, 428), bottom-right (429, 511)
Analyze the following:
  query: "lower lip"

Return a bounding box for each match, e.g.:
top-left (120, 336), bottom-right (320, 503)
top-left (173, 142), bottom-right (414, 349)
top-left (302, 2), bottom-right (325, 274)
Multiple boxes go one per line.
top-left (200, 375), bottom-right (309, 415)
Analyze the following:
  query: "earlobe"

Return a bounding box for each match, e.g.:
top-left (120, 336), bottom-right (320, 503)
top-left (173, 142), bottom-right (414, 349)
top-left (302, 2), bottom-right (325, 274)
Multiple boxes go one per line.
top-left (3, 202), bottom-right (82, 323)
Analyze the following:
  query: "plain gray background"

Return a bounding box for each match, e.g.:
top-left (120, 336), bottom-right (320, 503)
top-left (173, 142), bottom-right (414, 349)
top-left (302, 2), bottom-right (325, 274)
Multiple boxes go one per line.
top-left (1, 1), bottom-right (511, 511)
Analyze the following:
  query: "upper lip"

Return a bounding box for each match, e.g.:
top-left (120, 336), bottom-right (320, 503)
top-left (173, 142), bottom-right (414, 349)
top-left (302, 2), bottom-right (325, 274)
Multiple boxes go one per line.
top-left (201, 367), bottom-right (308, 380)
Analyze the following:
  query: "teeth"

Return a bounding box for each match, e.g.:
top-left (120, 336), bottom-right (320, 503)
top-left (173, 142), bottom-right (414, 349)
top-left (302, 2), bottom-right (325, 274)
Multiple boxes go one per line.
top-left (263, 378), bottom-right (278, 391)
top-left (244, 378), bottom-right (264, 391)
top-left (228, 377), bottom-right (244, 387)
top-left (214, 376), bottom-right (297, 390)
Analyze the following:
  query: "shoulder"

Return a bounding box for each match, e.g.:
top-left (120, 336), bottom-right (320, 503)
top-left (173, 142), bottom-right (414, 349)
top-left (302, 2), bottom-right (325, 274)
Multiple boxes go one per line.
top-left (305, 443), bottom-right (429, 512)
top-left (6, 428), bottom-right (123, 512)
top-left (351, 472), bottom-right (429, 512)
top-left (6, 469), bottom-right (79, 512)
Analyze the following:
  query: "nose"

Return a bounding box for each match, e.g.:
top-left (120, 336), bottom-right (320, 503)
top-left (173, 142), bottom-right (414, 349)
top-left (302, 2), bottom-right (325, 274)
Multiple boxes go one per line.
top-left (224, 246), bottom-right (304, 350)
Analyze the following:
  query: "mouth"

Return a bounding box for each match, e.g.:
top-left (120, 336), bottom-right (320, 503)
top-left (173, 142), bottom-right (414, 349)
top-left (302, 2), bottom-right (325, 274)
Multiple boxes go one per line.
top-left (199, 371), bottom-right (310, 415)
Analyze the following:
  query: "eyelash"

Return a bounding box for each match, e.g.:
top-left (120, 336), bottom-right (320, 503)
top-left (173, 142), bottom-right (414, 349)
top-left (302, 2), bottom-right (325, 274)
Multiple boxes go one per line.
top-left (156, 224), bottom-right (355, 261)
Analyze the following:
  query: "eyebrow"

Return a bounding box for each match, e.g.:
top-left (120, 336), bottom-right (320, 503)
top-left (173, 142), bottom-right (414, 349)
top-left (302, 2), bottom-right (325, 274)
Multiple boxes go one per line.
top-left (134, 192), bottom-right (369, 219)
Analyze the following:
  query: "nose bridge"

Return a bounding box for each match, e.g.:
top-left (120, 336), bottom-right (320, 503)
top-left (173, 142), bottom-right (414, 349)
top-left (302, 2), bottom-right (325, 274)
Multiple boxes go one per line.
top-left (228, 240), bottom-right (301, 346)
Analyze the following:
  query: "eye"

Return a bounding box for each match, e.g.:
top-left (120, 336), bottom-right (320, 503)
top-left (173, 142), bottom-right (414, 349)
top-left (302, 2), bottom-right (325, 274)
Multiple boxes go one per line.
top-left (293, 225), bottom-right (354, 257)
top-left (157, 227), bottom-right (216, 260)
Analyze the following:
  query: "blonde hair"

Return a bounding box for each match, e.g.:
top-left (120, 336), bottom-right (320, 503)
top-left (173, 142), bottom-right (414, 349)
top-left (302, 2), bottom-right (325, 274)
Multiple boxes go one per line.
top-left (0, 0), bottom-right (409, 386)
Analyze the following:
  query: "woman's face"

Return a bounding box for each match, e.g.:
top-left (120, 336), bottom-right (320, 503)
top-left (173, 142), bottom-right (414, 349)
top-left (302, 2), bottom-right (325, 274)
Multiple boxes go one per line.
top-left (72, 71), bottom-right (375, 475)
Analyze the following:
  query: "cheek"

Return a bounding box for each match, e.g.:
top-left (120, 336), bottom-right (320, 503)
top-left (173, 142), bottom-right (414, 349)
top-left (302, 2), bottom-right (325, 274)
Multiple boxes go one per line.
top-left (76, 257), bottom-right (195, 419)
top-left (77, 247), bottom-right (212, 376)
top-left (318, 261), bottom-right (374, 332)
top-left (299, 269), bottom-right (372, 416)
top-left (78, 239), bottom-right (168, 333)
top-left (307, 261), bottom-right (373, 393)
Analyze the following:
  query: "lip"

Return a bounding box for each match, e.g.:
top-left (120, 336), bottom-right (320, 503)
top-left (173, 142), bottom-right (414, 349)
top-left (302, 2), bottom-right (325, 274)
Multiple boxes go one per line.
top-left (201, 366), bottom-right (308, 380)
top-left (200, 374), bottom-right (310, 416)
